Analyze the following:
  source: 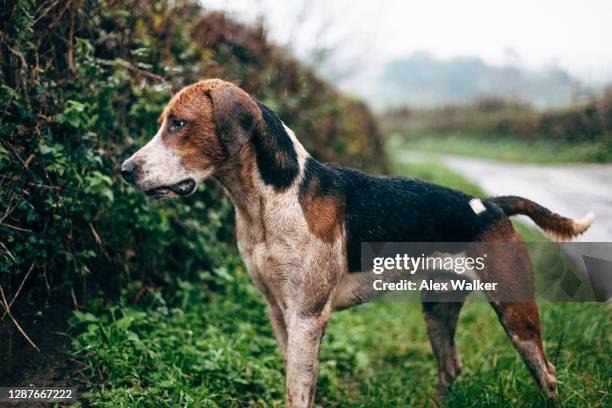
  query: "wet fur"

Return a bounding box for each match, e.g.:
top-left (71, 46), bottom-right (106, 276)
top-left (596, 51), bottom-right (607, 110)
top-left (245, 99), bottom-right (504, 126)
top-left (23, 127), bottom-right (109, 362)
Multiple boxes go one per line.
top-left (123, 79), bottom-right (594, 408)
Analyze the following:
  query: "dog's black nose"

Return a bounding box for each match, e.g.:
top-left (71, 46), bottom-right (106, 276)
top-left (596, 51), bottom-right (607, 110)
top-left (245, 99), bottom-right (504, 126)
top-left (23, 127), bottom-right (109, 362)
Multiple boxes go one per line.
top-left (120, 159), bottom-right (136, 182)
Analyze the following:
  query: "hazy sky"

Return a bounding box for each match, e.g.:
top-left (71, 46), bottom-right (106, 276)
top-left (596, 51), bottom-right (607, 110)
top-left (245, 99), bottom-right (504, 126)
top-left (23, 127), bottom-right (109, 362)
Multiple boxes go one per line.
top-left (204, 0), bottom-right (612, 85)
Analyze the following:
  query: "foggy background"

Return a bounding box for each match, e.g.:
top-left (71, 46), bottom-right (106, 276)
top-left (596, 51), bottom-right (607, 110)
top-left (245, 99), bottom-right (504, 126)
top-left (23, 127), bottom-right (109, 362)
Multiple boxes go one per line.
top-left (205, 0), bottom-right (612, 109)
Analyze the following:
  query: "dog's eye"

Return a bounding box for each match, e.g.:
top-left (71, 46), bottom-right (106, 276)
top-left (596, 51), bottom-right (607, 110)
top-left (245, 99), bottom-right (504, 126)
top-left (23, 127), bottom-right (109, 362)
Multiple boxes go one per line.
top-left (169, 118), bottom-right (186, 132)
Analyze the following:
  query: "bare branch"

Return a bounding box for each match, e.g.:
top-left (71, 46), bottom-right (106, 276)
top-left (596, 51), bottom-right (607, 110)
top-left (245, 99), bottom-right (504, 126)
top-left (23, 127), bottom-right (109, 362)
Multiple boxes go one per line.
top-left (0, 286), bottom-right (40, 352)
top-left (0, 262), bottom-right (35, 321)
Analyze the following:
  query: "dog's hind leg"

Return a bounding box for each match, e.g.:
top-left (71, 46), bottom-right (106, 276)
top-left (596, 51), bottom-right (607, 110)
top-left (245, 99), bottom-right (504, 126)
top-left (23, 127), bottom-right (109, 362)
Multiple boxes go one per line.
top-left (474, 219), bottom-right (558, 399)
top-left (490, 301), bottom-right (557, 398)
top-left (422, 301), bottom-right (465, 397)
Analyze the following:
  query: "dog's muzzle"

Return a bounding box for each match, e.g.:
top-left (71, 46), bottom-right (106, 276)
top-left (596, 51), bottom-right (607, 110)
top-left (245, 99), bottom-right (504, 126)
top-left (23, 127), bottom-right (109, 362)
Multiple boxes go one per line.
top-left (119, 158), bottom-right (196, 197)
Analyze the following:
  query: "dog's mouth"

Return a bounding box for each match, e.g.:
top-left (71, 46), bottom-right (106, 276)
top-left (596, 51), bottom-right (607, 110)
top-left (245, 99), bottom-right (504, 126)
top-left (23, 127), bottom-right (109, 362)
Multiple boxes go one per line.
top-left (144, 178), bottom-right (197, 198)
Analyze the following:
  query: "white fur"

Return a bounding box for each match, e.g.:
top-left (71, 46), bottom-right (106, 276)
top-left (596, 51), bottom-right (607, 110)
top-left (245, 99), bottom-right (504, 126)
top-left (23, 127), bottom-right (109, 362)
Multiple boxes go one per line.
top-left (573, 211), bottom-right (595, 233)
top-left (283, 123), bottom-right (310, 182)
top-left (469, 198), bottom-right (486, 214)
top-left (511, 335), bottom-right (557, 397)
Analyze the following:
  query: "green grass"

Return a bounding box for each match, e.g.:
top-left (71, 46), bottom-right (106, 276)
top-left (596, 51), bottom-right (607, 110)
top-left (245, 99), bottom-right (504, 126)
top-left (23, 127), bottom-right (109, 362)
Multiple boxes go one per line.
top-left (70, 274), bottom-right (287, 407)
top-left (70, 286), bottom-right (612, 407)
top-left (322, 302), bottom-right (611, 407)
top-left (388, 132), bottom-right (612, 164)
top-left (69, 160), bottom-right (611, 407)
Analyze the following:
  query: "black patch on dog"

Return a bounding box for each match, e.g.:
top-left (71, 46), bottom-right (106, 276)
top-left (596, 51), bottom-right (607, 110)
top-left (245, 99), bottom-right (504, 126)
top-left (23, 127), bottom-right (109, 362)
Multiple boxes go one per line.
top-left (299, 160), bottom-right (505, 272)
top-left (335, 166), bottom-right (505, 271)
top-left (253, 102), bottom-right (299, 190)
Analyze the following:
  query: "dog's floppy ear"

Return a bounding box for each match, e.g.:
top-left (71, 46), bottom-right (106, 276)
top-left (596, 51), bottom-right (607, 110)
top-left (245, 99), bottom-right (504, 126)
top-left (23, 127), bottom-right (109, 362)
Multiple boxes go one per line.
top-left (207, 85), bottom-right (261, 156)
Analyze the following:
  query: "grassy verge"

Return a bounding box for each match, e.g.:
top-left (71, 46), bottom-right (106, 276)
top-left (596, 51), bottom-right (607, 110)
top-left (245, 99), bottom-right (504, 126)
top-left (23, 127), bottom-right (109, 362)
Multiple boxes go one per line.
top-left (388, 132), bottom-right (611, 164)
top-left (70, 161), bottom-right (610, 407)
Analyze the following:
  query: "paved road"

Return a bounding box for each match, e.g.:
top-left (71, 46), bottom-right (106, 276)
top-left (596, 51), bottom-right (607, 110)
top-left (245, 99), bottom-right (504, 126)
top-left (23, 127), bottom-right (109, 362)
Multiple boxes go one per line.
top-left (399, 151), bottom-right (612, 242)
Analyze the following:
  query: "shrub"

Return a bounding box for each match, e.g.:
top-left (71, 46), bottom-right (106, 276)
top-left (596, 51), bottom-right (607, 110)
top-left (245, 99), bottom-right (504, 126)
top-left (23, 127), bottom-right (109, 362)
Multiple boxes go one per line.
top-left (0, 1), bottom-right (387, 301)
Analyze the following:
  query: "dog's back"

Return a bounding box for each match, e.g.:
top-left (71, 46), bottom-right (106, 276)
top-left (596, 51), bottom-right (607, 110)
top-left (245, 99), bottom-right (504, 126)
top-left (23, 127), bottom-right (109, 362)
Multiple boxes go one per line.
top-left (327, 163), bottom-right (505, 271)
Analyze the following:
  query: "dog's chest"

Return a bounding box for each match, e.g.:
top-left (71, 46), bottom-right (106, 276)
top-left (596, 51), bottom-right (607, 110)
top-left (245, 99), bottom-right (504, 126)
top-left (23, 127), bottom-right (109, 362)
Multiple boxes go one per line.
top-left (234, 193), bottom-right (313, 294)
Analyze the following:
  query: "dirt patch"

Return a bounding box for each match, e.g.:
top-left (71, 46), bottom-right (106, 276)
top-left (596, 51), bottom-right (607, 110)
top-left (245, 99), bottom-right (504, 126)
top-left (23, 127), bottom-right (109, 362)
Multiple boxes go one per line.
top-left (0, 292), bottom-right (77, 404)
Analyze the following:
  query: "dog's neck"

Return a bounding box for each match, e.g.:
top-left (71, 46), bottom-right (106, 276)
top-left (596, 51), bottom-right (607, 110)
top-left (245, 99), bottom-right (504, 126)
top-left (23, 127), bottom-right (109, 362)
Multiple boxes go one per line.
top-left (213, 144), bottom-right (262, 219)
top-left (213, 124), bottom-right (310, 225)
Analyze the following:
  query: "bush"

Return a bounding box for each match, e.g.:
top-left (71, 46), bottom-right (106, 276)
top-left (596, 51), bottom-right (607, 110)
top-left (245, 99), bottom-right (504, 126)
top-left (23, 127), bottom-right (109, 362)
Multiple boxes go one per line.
top-left (0, 1), bottom-right (387, 301)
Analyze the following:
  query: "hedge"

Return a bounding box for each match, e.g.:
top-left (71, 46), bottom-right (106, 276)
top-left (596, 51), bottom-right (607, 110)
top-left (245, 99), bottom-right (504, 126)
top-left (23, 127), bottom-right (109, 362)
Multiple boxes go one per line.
top-left (0, 0), bottom-right (388, 301)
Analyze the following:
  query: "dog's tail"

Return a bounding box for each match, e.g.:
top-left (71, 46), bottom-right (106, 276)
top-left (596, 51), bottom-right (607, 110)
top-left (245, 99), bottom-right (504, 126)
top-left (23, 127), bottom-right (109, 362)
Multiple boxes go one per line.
top-left (489, 195), bottom-right (594, 241)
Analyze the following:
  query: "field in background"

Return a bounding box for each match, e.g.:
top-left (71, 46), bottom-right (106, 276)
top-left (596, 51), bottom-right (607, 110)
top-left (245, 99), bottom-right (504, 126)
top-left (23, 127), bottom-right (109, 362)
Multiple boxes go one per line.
top-left (388, 132), bottom-right (605, 164)
top-left (383, 95), bottom-right (612, 163)
top-left (70, 157), bottom-right (610, 407)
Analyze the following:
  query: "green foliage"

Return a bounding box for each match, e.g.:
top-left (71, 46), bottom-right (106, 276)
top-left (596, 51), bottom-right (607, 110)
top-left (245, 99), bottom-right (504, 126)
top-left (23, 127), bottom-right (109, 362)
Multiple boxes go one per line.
top-left (0, 1), bottom-right (387, 296)
top-left (70, 268), bottom-right (287, 407)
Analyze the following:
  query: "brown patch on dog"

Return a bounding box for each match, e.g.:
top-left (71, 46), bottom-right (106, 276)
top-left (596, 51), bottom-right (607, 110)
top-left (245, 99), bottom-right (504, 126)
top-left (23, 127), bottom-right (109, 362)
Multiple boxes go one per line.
top-left (206, 82), bottom-right (263, 156)
top-left (299, 174), bottom-right (344, 243)
top-left (157, 79), bottom-right (262, 173)
top-left (496, 302), bottom-right (543, 343)
top-left (306, 195), bottom-right (344, 242)
top-left (471, 218), bottom-right (534, 301)
top-left (157, 80), bottom-right (231, 171)
top-left (214, 143), bottom-right (261, 220)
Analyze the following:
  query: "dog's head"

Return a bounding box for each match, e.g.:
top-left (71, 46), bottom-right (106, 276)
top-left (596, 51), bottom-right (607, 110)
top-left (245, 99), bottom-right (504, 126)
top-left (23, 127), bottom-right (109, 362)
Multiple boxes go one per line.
top-left (120, 79), bottom-right (260, 197)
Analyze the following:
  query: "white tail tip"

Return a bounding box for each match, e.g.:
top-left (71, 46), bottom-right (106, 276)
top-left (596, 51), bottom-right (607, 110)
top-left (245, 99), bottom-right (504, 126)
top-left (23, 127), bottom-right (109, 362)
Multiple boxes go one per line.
top-left (573, 211), bottom-right (595, 234)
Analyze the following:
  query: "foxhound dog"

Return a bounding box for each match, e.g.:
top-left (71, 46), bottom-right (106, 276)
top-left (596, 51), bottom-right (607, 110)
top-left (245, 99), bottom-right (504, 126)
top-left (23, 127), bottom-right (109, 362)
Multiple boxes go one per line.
top-left (121, 79), bottom-right (593, 407)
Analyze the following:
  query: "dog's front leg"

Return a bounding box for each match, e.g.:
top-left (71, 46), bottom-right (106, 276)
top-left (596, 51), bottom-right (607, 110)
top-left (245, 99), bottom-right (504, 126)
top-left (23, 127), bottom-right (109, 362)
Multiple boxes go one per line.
top-left (264, 298), bottom-right (288, 368)
top-left (285, 312), bottom-right (329, 408)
